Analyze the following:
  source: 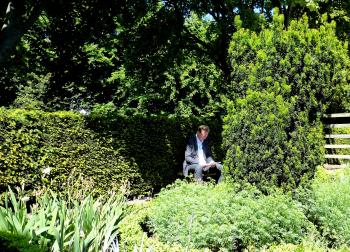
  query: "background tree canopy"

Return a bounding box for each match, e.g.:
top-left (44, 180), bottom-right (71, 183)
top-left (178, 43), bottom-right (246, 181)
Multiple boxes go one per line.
top-left (0, 2), bottom-right (350, 251)
top-left (1, 0), bottom-right (349, 116)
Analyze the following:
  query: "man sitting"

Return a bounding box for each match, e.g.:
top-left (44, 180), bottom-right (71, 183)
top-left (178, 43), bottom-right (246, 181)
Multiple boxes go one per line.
top-left (183, 125), bottom-right (223, 183)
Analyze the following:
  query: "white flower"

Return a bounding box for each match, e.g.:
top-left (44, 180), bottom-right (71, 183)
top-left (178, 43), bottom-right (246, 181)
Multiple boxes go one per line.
top-left (43, 167), bottom-right (51, 175)
top-left (79, 109), bottom-right (90, 115)
top-left (21, 196), bottom-right (30, 202)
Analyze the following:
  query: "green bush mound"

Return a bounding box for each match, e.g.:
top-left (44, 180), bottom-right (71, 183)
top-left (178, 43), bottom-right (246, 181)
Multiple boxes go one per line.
top-left (223, 12), bottom-right (350, 190)
top-left (229, 13), bottom-right (350, 113)
top-left (119, 205), bottom-right (188, 252)
top-left (147, 180), bottom-right (311, 250)
top-left (265, 243), bottom-right (350, 252)
top-left (0, 108), bottom-right (143, 196)
top-left (305, 168), bottom-right (350, 248)
top-left (223, 90), bottom-right (324, 191)
top-left (87, 102), bottom-right (225, 194)
top-left (0, 231), bottom-right (45, 252)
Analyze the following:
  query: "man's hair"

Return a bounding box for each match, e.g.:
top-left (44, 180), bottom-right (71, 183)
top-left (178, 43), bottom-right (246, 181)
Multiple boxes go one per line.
top-left (197, 125), bottom-right (210, 133)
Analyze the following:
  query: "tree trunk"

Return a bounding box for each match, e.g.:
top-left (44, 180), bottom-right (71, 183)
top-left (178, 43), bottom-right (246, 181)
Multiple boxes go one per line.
top-left (0, 0), bottom-right (11, 31)
top-left (0, 1), bottom-right (42, 64)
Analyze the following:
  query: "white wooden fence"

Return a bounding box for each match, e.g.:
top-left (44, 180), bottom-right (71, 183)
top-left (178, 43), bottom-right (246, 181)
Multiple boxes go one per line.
top-left (324, 113), bottom-right (350, 170)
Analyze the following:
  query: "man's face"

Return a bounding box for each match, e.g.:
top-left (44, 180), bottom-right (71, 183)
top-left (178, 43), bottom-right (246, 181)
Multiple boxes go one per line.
top-left (197, 130), bottom-right (209, 141)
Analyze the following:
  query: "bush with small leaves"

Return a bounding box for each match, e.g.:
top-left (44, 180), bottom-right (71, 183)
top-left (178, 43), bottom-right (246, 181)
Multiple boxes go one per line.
top-left (0, 230), bottom-right (46, 252)
top-left (147, 180), bottom-right (311, 250)
top-left (0, 108), bottom-right (143, 196)
top-left (223, 90), bottom-right (324, 191)
top-left (229, 12), bottom-right (350, 114)
top-left (305, 169), bottom-right (350, 248)
top-left (119, 204), bottom-right (187, 252)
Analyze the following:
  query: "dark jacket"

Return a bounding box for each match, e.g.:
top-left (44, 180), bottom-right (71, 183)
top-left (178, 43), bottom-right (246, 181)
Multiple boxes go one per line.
top-left (183, 134), bottom-right (214, 176)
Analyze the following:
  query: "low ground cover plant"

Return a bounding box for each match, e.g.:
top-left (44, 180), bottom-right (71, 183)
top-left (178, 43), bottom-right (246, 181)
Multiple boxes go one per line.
top-left (119, 204), bottom-right (187, 252)
top-left (2, 169), bottom-right (350, 251)
top-left (147, 180), bottom-right (311, 250)
top-left (304, 168), bottom-right (350, 248)
top-left (119, 172), bottom-right (350, 251)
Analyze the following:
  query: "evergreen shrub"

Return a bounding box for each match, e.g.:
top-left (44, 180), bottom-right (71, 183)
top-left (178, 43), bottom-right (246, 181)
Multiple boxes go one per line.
top-left (223, 90), bottom-right (324, 190)
top-left (0, 107), bottom-right (224, 196)
top-left (222, 12), bottom-right (350, 190)
top-left (0, 108), bottom-right (143, 196)
top-left (147, 180), bottom-right (311, 250)
top-left (229, 13), bottom-right (350, 114)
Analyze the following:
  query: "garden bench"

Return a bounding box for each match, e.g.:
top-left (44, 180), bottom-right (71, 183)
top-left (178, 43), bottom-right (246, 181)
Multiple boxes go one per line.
top-left (178, 169), bottom-right (218, 182)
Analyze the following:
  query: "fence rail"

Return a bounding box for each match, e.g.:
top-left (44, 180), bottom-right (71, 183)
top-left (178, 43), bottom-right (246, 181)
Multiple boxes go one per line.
top-left (324, 164), bottom-right (348, 169)
top-left (325, 144), bottom-right (350, 149)
top-left (324, 123), bottom-right (350, 128)
top-left (323, 113), bottom-right (350, 170)
top-left (323, 113), bottom-right (350, 118)
top-left (325, 154), bottom-right (350, 159)
top-left (325, 134), bottom-right (350, 139)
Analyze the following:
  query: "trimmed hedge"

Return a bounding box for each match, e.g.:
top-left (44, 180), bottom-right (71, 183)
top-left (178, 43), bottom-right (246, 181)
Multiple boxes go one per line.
top-left (0, 107), bottom-right (224, 196)
top-left (0, 108), bottom-right (143, 196)
top-left (223, 12), bottom-right (349, 190)
top-left (87, 103), bottom-right (225, 193)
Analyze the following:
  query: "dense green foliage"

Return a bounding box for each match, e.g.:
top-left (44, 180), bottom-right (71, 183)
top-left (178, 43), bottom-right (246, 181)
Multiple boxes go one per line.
top-left (147, 180), bottom-right (311, 250)
top-left (0, 107), bottom-right (224, 196)
top-left (0, 188), bottom-right (124, 252)
top-left (223, 90), bottom-right (324, 190)
top-left (0, 108), bottom-right (144, 196)
top-left (124, 171), bottom-right (350, 250)
top-left (228, 13), bottom-right (350, 113)
top-left (2, 1), bottom-right (349, 116)
top-left (1, 1), bottom-right (350, 251)
top-left (119, 205), bottom-right (187, 252)
top-left (223, 13), bottom-right (350, 190)
top-left (2, 168), bottom-right (350, 251)
top-left (0, 230), bottom-right (45, 252)
top-left (88, 103), bottom-right (225, 193)
top-left (305, 169), bottom-right (350, 247)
